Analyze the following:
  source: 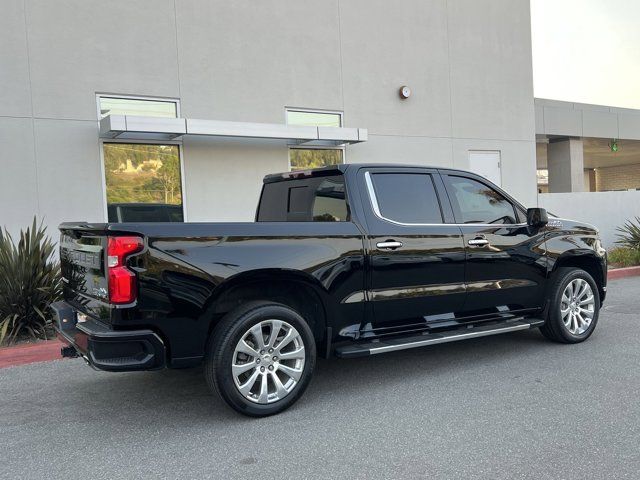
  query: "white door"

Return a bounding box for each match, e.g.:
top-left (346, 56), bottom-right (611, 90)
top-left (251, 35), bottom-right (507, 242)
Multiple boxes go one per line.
top-left (468, 150), bottom-right (501, 186)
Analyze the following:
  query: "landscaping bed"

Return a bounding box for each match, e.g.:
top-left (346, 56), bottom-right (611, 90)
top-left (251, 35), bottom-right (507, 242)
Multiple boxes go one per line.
top-left (607, 246), bottom-right (640, 280)
top-left (608, 246), bottom-right (640, 269)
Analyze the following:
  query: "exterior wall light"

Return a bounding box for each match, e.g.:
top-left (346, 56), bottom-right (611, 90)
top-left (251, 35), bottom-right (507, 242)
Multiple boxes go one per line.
top-left (399, 86), bottom-right (411, 99)
top-left (609, 139), bottom-right (619, 152)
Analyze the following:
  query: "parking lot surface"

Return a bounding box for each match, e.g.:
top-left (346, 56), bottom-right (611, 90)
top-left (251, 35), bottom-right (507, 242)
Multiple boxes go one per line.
top-left (2, 277), bottom-right (639, 479)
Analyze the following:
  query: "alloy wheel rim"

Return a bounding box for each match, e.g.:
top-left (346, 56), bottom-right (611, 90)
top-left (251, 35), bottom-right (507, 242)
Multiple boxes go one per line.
top-left (232, 319), bottom-right (306, 404)
top-left (560, 278), bottom-right (595, 335)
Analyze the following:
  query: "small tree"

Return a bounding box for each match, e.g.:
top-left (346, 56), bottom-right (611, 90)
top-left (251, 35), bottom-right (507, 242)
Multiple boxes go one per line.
top-left (155, 162), bottom-right (181, 203)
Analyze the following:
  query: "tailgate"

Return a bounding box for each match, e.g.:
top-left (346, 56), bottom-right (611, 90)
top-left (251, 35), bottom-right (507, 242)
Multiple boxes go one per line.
top-left (59, 226), bottom-right (111, 322)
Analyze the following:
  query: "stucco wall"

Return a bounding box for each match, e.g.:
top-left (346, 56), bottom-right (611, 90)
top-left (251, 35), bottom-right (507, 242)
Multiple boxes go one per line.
top-left (1, 0), bottom-right (537, 237)
top-left (539, 191), bottom-right (640, 248)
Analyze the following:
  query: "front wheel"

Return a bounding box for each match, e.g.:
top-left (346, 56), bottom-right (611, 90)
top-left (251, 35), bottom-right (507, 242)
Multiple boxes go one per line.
top-left (205, 301), bottom-right (316, 417)
top-left (540, 267), bottom-right (600, 343)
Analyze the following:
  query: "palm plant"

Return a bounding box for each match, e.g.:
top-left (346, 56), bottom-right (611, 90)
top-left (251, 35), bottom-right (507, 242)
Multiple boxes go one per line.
top-left (615, 216), bottom-right (640, 250)
top-left (0, 218), bottom-right (62, 345)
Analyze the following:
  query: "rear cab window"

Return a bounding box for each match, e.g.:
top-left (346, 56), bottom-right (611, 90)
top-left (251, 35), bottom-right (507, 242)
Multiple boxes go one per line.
top-left (257, 174), bottom-right (349, 222)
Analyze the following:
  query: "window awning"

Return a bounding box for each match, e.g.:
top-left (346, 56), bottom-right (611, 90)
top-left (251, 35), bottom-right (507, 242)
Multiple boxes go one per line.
top-left (99, 115), bottom-right (367, 146)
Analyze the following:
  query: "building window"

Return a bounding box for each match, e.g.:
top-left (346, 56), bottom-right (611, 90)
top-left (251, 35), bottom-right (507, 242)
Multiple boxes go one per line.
top-left (286, 109), bottom-right (344, 171)
top-left (288, 148), bottom-right (343, 171)
top-left (97, 95), bottom-right (184, 222)
top-left (103, 143), bottom-right (184, 222)
top-left (286, 110), bottom-right (341, 128)
top-left (99, 96), bottom-right (178, 119)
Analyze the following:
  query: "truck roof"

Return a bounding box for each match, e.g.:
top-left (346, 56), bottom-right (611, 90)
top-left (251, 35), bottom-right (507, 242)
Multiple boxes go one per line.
top-left (263, 163), bottom-right (475, 183)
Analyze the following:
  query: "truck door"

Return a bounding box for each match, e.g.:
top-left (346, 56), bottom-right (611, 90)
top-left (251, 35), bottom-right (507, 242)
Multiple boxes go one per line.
top-left (439, 172), bottom-right (547, 315)
top-left (357, 167), bottom-right (467, 334)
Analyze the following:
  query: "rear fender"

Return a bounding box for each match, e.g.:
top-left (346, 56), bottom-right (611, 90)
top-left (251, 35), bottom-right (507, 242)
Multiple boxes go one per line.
top-left (201, 269), bottom-right (333, 345)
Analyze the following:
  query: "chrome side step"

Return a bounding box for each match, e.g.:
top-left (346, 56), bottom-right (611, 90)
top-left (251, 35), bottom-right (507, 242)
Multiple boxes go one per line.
top-left (335, 320), bottom-right (542, 358)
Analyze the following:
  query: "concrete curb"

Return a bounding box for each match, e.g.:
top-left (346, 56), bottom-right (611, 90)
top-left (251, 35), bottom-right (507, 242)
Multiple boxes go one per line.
top-left (608, 266), bottom-right (640, 280)
top-left (0, 339), bottom-right (64, 369)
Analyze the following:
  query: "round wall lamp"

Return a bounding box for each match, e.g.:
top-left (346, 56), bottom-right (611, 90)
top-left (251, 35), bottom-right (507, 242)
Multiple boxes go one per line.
top-left (399, 85), bottom-right (411, 99)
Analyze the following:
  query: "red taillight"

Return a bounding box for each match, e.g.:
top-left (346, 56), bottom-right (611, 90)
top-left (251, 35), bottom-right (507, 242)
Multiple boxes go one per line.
top-left (107, 236), bottom-right (143, 304)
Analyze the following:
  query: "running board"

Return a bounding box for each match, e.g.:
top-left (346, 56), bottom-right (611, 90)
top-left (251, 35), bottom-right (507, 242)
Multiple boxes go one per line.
top-left (335, 319), bottom-right (543, 358)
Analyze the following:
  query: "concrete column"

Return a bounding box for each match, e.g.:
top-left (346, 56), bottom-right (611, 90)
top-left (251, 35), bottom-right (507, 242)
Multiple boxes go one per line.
top-left (547, 138), bottom-right (585, 193)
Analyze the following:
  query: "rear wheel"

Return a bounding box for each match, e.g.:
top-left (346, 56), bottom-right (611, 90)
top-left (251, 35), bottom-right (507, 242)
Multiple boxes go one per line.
top-left (540, 267), bottom-right (600, 343)
top-left (205, 301), bottom-right (316, 417)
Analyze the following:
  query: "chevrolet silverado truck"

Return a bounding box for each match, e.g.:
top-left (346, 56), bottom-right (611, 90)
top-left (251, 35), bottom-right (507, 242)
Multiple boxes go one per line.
top-left (52, 164), bottom-right (607, 416)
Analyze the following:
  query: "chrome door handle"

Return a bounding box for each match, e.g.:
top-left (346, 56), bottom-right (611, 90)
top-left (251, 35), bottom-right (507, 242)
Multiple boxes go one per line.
top-left (468, 238), bottom-right (489, 246)
top-left (376, 241), bottom-right (403, 250)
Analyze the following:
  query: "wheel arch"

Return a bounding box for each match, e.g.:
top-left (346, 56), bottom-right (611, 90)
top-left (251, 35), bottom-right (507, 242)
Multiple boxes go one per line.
top-left (205, 269), bottom-right (330, 350)
top-left (551, 252), bottom-right (606, 300)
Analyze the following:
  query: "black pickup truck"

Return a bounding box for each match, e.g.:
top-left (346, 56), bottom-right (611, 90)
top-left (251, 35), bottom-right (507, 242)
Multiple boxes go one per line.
top-left (53, 164), bottom-right (607, 416)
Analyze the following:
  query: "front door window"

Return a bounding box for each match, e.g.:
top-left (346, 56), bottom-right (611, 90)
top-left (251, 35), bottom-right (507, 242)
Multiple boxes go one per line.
top-left (443, 175), bottom-right (517, 224)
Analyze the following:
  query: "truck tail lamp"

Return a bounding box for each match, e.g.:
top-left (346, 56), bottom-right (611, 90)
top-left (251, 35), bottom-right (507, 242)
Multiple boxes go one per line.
top-left (107, 236), bottom-right (144, 304)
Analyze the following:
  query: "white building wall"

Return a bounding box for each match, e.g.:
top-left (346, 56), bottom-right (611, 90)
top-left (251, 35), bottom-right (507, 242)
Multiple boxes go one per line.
top-left (539, 191), bottom-right (640, 248)
top-left (0, 0), bottom-right (537, 237)
top-left (183, 138), bottom-right (289, 222)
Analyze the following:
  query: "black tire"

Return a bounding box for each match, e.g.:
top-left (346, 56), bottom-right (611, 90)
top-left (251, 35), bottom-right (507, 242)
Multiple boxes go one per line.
top-left (539, 267), bottom-right (600, 343)
top-left (204, 301), bottom-right (316, 417)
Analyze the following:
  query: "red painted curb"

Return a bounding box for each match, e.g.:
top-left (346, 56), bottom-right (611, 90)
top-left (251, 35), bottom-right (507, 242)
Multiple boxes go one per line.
top-left (608, 266), bottom-right (640, 280)
top-left (0, 339), bottom-right (65, 369)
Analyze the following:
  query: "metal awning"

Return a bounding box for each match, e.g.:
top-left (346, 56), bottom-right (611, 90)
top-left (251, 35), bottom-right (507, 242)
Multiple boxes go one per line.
top-left (99, 115), bottom-right (367, 146)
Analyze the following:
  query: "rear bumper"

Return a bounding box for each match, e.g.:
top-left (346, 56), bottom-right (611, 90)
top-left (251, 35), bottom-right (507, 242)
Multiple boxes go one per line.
top-left (51, 301), bottom-right (166, 372)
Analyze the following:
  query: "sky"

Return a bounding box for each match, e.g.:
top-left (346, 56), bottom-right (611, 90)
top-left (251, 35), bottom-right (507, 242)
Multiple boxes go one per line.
top-left (531, 0), bottom-right (640, 109)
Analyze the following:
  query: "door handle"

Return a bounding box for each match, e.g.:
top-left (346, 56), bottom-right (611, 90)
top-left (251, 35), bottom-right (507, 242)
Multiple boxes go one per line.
top-left (468, 238), bottom-right (489, 246)
top-left (376, 240), bottom-right (403, 250)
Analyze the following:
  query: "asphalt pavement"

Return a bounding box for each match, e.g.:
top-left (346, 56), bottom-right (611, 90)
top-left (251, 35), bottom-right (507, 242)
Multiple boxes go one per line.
top-left (2, 276), bottom-right (639, 479)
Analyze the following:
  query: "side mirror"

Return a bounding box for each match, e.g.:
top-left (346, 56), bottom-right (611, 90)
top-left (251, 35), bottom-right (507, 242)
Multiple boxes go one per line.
top-left (526, 207), bottom-right (548, 228)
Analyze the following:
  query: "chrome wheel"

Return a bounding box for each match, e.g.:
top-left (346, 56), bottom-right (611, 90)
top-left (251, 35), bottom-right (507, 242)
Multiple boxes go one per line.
top-left (560, 278), bottom-right (595, 335)
top-left (231, 319), bottom-right (306, 404)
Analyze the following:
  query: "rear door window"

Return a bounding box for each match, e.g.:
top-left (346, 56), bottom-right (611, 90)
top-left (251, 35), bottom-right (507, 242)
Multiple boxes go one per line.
top-left (370, 173), bottom-right (443, 224)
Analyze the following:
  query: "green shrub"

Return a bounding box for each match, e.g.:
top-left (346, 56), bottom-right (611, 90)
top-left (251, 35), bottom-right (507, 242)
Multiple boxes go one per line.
top-left (616, 216), bottom-right (640, 250)
top-left (608, 246), bottom-right (640, 268)
top-left (0, 218), bottom-right (62, 345)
